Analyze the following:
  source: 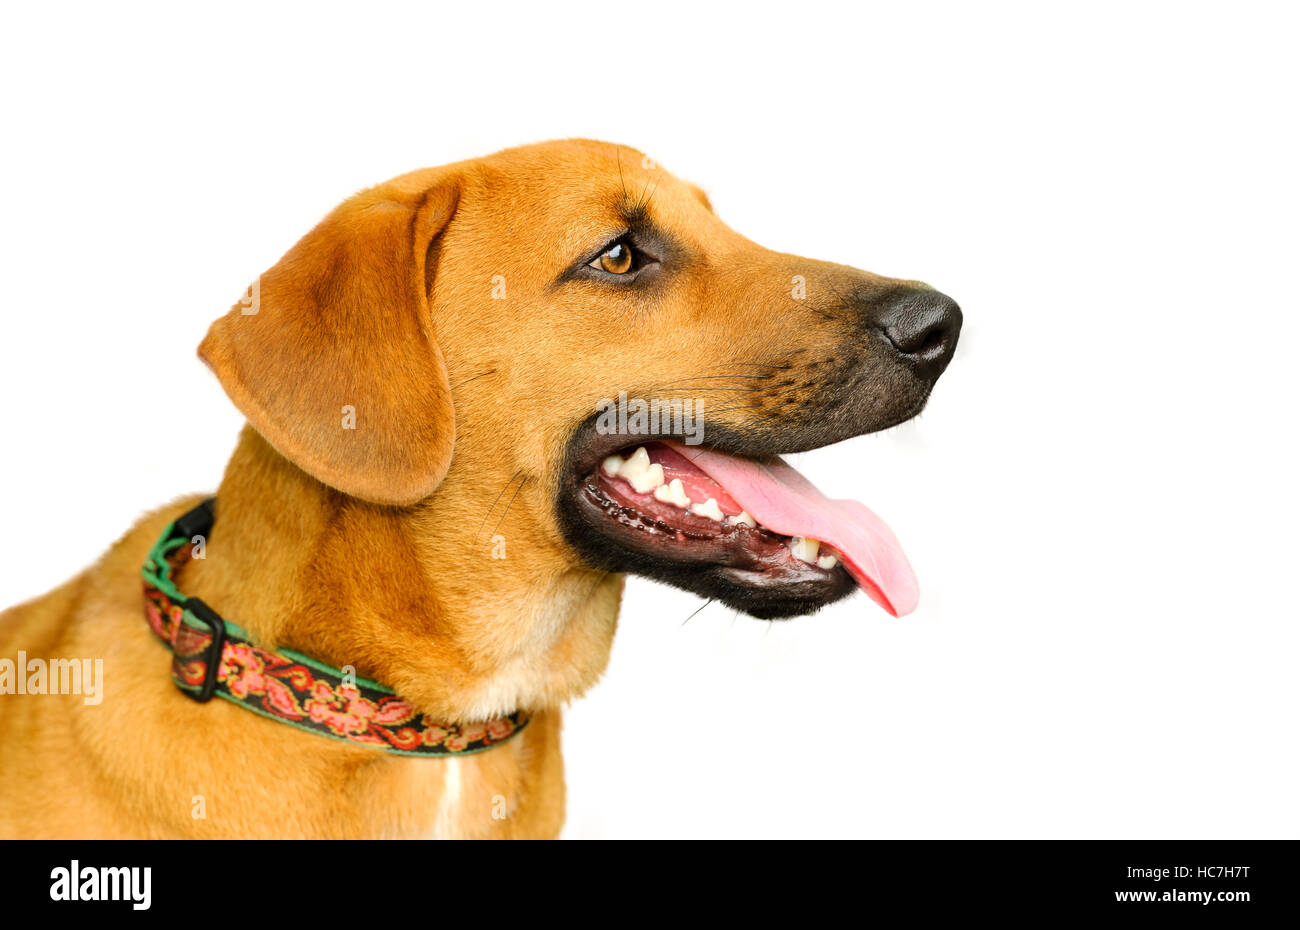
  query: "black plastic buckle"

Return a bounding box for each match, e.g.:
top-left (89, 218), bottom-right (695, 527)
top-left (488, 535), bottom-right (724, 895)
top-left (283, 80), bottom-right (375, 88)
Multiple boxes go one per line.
top-left (180, 596), bottom-right (226, 703)
top-left (173, 497), bottom-right (217, 543)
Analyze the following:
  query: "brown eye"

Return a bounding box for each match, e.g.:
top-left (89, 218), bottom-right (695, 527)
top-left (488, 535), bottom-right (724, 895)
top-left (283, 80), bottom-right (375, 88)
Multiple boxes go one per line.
top-left (597, 242), bottom-right (633, 274)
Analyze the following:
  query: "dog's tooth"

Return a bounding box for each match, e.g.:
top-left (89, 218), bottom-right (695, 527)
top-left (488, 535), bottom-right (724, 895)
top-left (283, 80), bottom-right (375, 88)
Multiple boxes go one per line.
top-left (817, 554), bottom-right (839, 570)
top-left (653, 477), bottom-right (691, 508)
top-left (788, 536), bottom-right (821, 563)
top-left (636, 463), bottom-right (666, 492)
top-left (733, 511), bottom-right (757, 528)
top-left (691, 497), bottom-right (725, 521)
top-left (617, 447), bottom-right (664, 493)
top-left (600, 455), bottom-right (624, 477)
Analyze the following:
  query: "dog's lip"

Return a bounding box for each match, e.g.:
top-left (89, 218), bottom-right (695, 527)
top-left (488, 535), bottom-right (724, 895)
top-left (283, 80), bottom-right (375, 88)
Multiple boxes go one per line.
top-left (576, 468), bottom-right (845, 582)
top-left (563, 423), bottom-right (798, 486)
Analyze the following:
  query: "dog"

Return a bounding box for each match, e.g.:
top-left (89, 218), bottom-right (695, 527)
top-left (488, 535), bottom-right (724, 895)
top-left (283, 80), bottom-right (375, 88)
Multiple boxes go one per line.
top-left (0, 139), bottom-right (960, 838)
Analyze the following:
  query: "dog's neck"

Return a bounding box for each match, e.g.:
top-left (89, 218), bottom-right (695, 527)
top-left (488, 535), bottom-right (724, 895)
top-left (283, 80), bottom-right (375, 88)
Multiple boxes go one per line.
top-left (181, 427), bottom-right (622, 722)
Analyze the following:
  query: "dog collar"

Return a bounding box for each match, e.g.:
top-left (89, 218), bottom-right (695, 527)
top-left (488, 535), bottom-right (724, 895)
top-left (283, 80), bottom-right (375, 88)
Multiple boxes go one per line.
top-left (141, 498), bottom-right (529, 756)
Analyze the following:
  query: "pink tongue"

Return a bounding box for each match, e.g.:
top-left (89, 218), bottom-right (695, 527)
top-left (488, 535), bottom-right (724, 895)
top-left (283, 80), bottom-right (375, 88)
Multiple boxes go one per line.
top-left (663, 442), bottom-right (919, 617)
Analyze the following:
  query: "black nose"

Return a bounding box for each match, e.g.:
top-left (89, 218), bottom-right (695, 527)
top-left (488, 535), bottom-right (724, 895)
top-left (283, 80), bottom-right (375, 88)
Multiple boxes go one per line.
top-left (874, 288), bottom-right (962, 379)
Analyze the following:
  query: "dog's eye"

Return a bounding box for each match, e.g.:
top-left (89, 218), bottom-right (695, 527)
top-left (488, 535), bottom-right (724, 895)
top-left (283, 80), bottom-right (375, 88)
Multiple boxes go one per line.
top-left (572, 235), bottom-right (661, 284)
top-left (591, 240), bottom-right (636, 275)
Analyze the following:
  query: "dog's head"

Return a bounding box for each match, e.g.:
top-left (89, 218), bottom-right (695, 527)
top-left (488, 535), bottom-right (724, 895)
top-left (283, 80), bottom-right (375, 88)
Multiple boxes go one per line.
top-left (201, 139), bottom-right (960, 622)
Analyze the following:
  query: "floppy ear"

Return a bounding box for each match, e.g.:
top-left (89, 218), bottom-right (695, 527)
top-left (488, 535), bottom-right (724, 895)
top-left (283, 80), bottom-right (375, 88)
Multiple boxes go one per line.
top-left (199, 169), bottom-right (460, 506)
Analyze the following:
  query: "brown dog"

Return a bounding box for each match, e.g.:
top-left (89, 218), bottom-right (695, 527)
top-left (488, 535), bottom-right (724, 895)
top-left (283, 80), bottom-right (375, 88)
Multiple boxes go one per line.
top-left (0, 139), bottom-right (959, 838)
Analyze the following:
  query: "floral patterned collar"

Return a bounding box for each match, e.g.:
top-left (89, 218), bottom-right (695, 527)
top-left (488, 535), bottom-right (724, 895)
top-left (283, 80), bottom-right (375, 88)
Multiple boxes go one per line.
top-left (141, 498), bottom-right (529, 756)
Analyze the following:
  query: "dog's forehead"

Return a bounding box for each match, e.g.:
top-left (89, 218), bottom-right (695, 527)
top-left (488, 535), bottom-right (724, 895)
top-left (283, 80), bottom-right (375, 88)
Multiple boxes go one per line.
top-left (459, 139), bottom-right (717, 260)
top-left (480, 138), bottom-right (652, 178)
top-left (474, 140), bottom-right (704, 216)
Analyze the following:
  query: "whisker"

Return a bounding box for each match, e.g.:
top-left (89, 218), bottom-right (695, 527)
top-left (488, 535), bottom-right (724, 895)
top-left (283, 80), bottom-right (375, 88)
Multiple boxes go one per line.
top-left (689, 361), bottom-right (789, 374)
top-left (786, 292), bottom-right (840, 321)
top-left (705, 402), bottom-right (768, 416)
top-left (636, 177), bottom-right (661, 213)
top-left (672, 386), bottom-right (768, 393)
top-left (491, 476), bottom-right (531, 537)
top-left (477, 470), bottom-right (523, 541)
top-left (451, 368), bottom-right (497, 391)
top-left (654, 374), bottom-right (771, 385)
top-left (682, 599), bottom-right (714, 626)
top-left (615, 146), bottom-right (628, 201)
top-left (821, 279), bottom-right (858, 315)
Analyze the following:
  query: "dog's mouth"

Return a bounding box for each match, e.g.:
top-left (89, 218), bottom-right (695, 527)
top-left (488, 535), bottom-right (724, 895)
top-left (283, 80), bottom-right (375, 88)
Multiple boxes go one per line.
top-left (557, 431), bottom-right (918, 620)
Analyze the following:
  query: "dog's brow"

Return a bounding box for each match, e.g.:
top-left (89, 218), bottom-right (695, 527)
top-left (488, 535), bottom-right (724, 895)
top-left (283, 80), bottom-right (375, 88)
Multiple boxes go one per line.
top-left (618, 196), bottom-right (650, 229)
top-left (553, 211), bottom-right (682, 288)
top-left (621, 213), bottom-right (680, 266)
top-left (549, 187), bottom-right (687, 288)
top-left (615, 194), bottom-right (680, 250)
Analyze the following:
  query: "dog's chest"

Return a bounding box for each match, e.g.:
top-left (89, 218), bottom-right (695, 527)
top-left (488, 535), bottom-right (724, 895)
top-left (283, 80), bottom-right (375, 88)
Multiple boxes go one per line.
top-left (403, 717), bottom-right (558, 840)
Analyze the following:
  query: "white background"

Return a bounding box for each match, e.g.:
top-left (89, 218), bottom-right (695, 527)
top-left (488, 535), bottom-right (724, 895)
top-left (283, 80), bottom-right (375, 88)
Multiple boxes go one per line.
top-left (1, 2), bottom-right (1296, 838)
